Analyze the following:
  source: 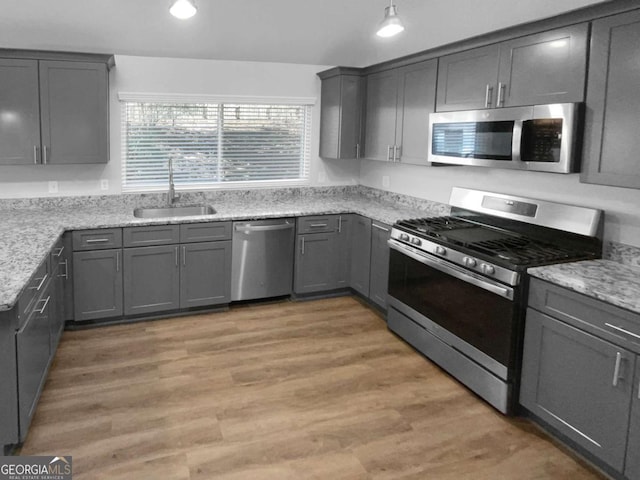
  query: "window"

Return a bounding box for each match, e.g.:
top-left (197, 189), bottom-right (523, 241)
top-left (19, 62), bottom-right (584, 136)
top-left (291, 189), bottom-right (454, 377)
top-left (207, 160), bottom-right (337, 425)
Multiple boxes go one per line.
top-left (121, 96), bottom-right (312, 191)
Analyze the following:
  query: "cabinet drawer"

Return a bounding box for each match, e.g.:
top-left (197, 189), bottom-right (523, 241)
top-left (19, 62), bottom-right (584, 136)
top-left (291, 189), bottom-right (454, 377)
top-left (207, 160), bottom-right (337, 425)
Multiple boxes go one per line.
top-left (123, 225), bottom-right (180, 247)
top-left (529, 278), bottom-right (640, 354)
top-left (180, 222), bottom-right (232, 243)
top-left (297, 215), bottom-right (338, 234)
top-left (72, 228), bottom-right (122, 251)
top-left (18, 258), bottom-right (51, 320)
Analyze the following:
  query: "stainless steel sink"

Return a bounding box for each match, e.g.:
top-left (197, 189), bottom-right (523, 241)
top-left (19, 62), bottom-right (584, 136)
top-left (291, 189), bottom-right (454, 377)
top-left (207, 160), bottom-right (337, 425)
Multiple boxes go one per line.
top-left (133, 205), bottom-right (216, 218)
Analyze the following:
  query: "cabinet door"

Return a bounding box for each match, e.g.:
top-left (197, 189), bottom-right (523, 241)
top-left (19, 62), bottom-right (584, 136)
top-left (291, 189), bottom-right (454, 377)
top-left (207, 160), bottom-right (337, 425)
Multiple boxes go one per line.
top-left (436, 44), bottom-right (500, 111)
top-left (123, 245), bottom-right (180, 316)
top-left (0, 59), bottom-right (41, 165)
top-left (39, 61), bottom-right (109, 164)
top-left (320, 75), bottom-right (363, 159)
top-left (497, 24), bottom-right (588, 107)
top-left (334, 215), bottom-right (352, 288)
top-left (364, 70), bottom-right (398, 161)
top-left (73, 249), bottom-right (123, 321)
top-left (350, 216), bottom-right (371, 297)
top-left (581, 11), bottom-right (640, 189)
top-left (395, 60), bottom-right (437, 166)
top-left (16, 294), bottom-right (52, 441)
top-left (181, 241), bottom-right (232, 308)
top-left (520, 309), bottom-right (632, 471)
top-left (369, 222), bottom-right (391, 309)
top-left (0, 309), bottom-right (18, 446)
top-left (625, 356), bottom-right (640, 479)
top-left (294, 233), bottom-right (337, 294)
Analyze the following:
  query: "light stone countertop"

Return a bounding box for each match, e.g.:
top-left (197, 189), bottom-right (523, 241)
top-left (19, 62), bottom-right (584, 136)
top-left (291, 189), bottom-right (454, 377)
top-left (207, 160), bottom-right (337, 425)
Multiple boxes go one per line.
top-left (0, 191), bottom-right (447, 312)
top-left (528, 259), bottom-right (640, 316)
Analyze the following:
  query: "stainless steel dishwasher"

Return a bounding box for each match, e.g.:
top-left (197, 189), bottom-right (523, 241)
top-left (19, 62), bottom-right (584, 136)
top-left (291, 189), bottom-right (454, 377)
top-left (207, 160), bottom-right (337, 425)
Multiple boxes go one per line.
top-left (231, 218), bottom-right (295, 301)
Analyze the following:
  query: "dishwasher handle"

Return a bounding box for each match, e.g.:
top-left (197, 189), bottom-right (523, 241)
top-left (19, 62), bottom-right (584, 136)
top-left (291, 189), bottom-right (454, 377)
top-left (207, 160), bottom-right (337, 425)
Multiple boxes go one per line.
top-left (235, 222), bottom-right (295, 233)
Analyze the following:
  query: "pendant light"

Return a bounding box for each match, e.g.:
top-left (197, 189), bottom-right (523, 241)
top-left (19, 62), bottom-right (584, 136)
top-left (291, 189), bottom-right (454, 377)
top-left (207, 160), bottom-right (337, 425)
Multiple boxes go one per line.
top-left (170, 0), bottom-right (197, 19)
top-left (376, 0), bottom-right (405, 38)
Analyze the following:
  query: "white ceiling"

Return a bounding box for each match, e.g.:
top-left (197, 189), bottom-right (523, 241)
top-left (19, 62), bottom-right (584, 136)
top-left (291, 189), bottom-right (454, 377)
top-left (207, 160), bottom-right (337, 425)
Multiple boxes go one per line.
top-left (0, 0), bottom-right (610, 67)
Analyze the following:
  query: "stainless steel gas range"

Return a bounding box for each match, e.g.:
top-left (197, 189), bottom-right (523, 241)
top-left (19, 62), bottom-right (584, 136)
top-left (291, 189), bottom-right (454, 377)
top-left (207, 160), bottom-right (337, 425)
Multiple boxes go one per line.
top-left (387, 187), bottom-right (603, 414)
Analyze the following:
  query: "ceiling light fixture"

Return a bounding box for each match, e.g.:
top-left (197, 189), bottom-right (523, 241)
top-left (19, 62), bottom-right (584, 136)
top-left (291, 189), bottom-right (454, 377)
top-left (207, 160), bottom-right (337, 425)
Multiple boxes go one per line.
top-left (376, 0), bottom-right (405, 38)
top-left (169, 0), bottom-right (197, 19)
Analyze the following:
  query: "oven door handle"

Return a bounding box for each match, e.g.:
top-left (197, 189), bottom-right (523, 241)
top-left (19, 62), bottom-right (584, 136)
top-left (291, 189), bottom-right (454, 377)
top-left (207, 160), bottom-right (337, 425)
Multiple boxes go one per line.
top-left (388, 240), bottom-right (514, 300)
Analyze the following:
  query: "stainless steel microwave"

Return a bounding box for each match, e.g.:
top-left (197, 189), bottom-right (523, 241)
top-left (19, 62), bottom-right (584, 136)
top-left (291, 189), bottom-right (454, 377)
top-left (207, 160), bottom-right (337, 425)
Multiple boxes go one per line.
top-left (428, 103), bottom-right (582, 173)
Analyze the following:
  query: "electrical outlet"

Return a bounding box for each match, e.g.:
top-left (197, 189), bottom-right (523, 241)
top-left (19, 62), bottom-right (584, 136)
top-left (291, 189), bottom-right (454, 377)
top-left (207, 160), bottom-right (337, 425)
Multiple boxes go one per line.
top-left (48, 181), bottom-right (58, 193)
top-left (100, 179), bottom-right (109, 191)
top-left (382, 176), bottom-right (390, 188)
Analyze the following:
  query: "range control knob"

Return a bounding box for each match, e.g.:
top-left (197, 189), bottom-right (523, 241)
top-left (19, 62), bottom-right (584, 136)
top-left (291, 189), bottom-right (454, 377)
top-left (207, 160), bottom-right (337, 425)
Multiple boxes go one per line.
top-left (481, 263), bottom-right (495, 275)
top-left (434, 246), bottom-right (447, 256)
top-left (399, 233), bottom-right (410, 241)
top-left (463, 257), bottom-right (477, 268)
top-left (410, 237), bottom-right (422, 246)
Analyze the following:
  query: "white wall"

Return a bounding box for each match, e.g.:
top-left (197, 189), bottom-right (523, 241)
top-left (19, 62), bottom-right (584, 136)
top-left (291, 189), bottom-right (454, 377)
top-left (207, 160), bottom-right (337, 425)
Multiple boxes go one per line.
top-left (0, 55), bottom-right (359, 198)
top-left (359, 160), bottom-right (640, 246)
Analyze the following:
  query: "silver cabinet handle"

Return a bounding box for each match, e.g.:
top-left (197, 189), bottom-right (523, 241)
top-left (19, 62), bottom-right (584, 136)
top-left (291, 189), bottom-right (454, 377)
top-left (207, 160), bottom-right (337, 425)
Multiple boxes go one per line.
top-left (175, 246), bottom-right (179, 267)
top-left (497, 82), bottom-right (505, 107)
top-left (605, 323), bottom-right (640, 341)
top-left (394, 145), bottom-right (401, 162)
top-left (33, 145), bottom-right (39, 164)
top-left (35, 296), bottom-right (50, 314)
top-left (116, 250), bottom-right (120, 272)
top-left (355, 143), bottom-right (360, 159)
top-left (301, 237), bottom-right (305, 255)
top-left (372, 223), bottom-right (390, 232)
top-left (182, 246), bottom-right (186, 266)
top-left (613, 352), bottom-right (623, 387)
top-left (338, 216), bottom-right (342, 233)
top-left (387, 145), bottom-right (393, 162)
top-left (58, 259), bottom-right (68, 279)
top-left (43, 145), bottom-right (48, 164)
top-left (29, 274), bottom-right (48, 291)
top-left (638, 380), bottom-right (640, 400)
top-left (54, 246), bottom-right (65, 257)
top-left (309, 223), bottom-right (328, 228)
top-left (85, 238), bottom-right (110, 244)
top-left (484, 84), bottom-right (493, 108)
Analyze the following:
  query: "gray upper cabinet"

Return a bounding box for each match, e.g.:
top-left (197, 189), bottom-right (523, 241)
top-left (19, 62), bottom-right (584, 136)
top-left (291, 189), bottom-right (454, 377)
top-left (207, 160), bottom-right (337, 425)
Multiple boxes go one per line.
top-left (436, 44), bottom-right (501, 111)
top-left (180, 241), bottom-right (232, 308)
top-left (39, 61), bottom-right (109, 164)
top-left (625, 357), bottom-right (640, 479)
top-left (0, 59), bottom-right (41, 165)
top-left (350, 216), bottom-right (372, 297)
top-left (123, 245), bottom-right (181, 316)
top-left (364, 69), bottom-right (398, 162)
top-left (318, 69), bottom-right (363, 160)
top-left (436, 23), bottom-right (588, 111)
top-left (582, 11), bottom-right (640, 189)
top-left (369, 222), bottom-right (391, 309)
top-left (364, 59), bottom-right (437, 165)
top-left (73, 249), bottom-right (123, 321)
top-left (497, 24), bottom-right (588, 107)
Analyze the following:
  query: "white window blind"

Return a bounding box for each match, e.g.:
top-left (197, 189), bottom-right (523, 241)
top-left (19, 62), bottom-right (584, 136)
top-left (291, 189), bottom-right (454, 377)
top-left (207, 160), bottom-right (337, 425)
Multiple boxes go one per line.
top-left (121, 100), bottom-right (311, 191)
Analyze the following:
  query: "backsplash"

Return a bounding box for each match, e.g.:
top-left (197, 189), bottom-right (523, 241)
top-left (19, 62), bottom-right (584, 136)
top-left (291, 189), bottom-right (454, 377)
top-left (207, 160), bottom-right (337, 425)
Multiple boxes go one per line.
top-left (604, 241), bottom-right (640, 267)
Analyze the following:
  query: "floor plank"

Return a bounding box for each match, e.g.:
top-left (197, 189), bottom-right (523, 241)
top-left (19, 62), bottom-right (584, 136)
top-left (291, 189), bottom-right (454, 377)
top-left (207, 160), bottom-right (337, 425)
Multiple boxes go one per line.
top-left (20, 296), bottom-right (604, 479)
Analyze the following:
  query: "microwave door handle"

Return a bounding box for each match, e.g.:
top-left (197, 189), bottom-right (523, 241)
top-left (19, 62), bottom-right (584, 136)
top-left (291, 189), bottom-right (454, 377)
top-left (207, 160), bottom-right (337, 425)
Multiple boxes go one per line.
top-left (512, 120), bottom-right (523, 163)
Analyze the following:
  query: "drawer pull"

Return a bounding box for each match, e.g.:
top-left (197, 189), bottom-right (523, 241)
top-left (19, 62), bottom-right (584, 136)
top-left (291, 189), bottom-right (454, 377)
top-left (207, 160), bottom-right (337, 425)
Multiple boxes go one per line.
top-left (309, 223), bottom-right (328, 228)
top-left (29, 274), bottom-right (48, 291)
top-left (605, 323), bottom-right (640, 341)
top-left (35, 296), bottom-right (50, 314)
top-left (58, 259), bottom-right (69, 279)
top-left (54, 245), bottom-right (65, 257)
top-left (372, 224), bottom-right (390, 232)
top-left (85, 238), bottom-right (110, 244)
top-left (613, 352), bottom-right (623, 387)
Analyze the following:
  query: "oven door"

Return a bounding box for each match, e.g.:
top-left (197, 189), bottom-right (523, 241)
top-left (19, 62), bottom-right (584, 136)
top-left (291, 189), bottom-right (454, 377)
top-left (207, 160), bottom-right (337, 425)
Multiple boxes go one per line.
top-left (387, 240), bottom-right (521, 380)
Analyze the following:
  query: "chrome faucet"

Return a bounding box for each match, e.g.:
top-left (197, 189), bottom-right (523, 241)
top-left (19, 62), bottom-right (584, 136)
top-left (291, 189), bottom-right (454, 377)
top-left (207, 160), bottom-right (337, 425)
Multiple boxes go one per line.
top-left (167, 157), bottom-right (180, 206)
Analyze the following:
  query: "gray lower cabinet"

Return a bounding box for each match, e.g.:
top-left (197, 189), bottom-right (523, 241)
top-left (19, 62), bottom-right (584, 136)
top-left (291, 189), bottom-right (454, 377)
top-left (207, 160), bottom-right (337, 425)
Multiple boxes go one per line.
top-left (73, 249), bottom-right (123, 321)
top-left (180, 241), bottom-right (232, 308)
top-left (318, 68), bottom-right (363, 159)
top-left (0, 310), bottom-right (18, 450)
top-left (369, 222), bottom-right (391, 308)
top-left (581, 10), bottom-right (640, 189)
top-left (123, 245), bottom-right (181, 316)
top-left (335, 215), bottom-right (352, 288)
top-left (626, 358), bottom-right (640, 479)
top-left (520, 308), bottom-right (632, 471)
top-left (350, 216), bottom-right (372, 297)
top-left (294, 232), bottom-right (337, 294)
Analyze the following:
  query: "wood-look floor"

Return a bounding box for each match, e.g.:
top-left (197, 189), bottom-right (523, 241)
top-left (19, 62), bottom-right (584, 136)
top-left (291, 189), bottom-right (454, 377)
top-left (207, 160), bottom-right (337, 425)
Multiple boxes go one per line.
top-left (21, 296), bottom-right (604, 479)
